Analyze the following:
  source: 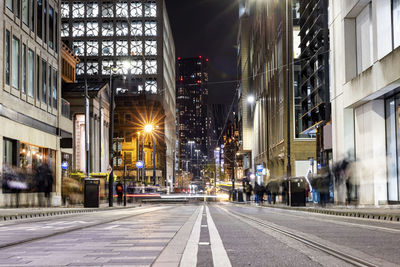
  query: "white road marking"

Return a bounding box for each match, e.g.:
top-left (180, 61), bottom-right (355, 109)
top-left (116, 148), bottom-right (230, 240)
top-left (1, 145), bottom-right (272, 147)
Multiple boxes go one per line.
top-left (104, 225), bottom-right (120, 230)
top-left (199, 242), bottom-right (210, 246)
top-left (206, 206), bottom-right (232, 267)
top-left (180, 206), bottom-right (204, 267)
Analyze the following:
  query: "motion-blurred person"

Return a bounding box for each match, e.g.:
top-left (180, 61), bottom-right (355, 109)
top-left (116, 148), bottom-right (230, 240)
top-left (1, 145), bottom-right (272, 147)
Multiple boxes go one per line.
top-left (265, 183), bottom-right (271, 204)
top-left (116, 181), bottom-right (123, 205)
top-left (334, 158), bottom-right (354, 205)
top-left (254, 182), bottom-right (260, 204)
top-left (35, 163), bottom-right (54, 207)
top-left (245, 182), bottom-right (253, 203)
top-left (2, 165), bottom-right (27, 207)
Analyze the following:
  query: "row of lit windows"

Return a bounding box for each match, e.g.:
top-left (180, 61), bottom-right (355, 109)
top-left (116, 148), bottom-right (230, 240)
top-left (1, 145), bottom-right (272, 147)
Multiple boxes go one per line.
top-left (76, 60), bottom-right (157, 76)
top-left (4, 30), bottom-right (58, 109)
top-left (62, 21), bottom-right (157, 38)
top-left (61, 2), bottom-right (157, 19)
top-left (6, 0), bottom-right (59, 52)
top-left (72, 40), bottom-right (157, 57)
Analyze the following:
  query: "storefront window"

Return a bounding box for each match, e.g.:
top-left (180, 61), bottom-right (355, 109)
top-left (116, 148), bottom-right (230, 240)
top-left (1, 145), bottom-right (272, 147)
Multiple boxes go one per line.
top-left (386, 95), bottom-right (400, 202)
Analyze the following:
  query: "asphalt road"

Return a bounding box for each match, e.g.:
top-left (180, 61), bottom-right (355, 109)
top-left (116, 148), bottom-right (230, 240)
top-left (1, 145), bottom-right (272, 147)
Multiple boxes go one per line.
top-left (0, 203), bottom-right (398, 266)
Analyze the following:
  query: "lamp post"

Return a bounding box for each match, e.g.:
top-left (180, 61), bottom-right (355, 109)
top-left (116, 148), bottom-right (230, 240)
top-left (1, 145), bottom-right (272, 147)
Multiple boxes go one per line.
top-left (144, 124), bottom-right (157, 186)
top-left (137, 132), bottom-right (141, 182)
top-left (195, 149), bottom-right (200, 179)
top-left (188, 141), bottom-right (195, 175)
top-left (104, 65), bottom-right (118, 207)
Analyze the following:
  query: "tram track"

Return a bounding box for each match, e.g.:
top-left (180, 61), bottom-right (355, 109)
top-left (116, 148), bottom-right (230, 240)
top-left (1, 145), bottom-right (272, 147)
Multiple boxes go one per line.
top-left (218, 205), bottom-right (378, 267)
top-left (0, 205), bottom-right (170, 250)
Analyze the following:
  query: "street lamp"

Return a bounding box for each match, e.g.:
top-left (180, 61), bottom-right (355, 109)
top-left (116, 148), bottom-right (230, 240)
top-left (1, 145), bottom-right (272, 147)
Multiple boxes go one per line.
top-left (144, 123), bottom-right (157, 186)
top-left (104, 64), bottom-right (128, 207)
top-left (104, 65), bottom-right (119, 207)
top-left (247, 95), bottom-right (255, 104)
top-left (195, 149), bottom-right (200, 179)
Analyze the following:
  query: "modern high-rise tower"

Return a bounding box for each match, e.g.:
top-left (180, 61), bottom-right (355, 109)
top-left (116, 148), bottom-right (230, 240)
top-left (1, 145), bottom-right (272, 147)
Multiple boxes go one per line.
top-left (176, 57), bottom-right (209, 178)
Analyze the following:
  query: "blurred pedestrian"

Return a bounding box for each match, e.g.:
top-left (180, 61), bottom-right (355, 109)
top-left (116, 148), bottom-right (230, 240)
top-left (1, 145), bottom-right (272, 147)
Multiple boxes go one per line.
top-left (116, 181), bottom-right (123, 205)
top-left (265, 183), bottom-right (271, 204)
top-left (254, 182), bottom-right (260, 204)
top-left (245, 182), bottom-right (253, 203)
top-left (35, 163), bottom-right (54, 207)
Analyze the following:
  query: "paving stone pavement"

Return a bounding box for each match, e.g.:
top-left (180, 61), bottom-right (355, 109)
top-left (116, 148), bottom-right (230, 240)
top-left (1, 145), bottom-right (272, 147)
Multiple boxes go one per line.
top-left (0, 205), bottom-right (198, 266)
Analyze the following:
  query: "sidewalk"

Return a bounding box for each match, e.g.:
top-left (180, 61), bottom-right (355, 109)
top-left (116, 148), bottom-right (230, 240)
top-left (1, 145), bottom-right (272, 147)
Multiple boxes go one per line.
top-left (238, 202), bottom-right (400, 222)
top-left (0, 203), bottom-right (140, 221)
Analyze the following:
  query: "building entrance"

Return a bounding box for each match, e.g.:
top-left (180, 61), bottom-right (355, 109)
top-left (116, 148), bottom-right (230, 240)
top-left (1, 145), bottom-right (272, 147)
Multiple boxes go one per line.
top-left (386, 95), bottom-right (400, 202)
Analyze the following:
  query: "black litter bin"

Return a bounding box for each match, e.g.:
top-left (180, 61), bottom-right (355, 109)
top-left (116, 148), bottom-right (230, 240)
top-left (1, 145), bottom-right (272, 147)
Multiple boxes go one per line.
top-left (289, 177), bottom-right (306, 206)
top-left (84, 179), bottom-right (100, 208)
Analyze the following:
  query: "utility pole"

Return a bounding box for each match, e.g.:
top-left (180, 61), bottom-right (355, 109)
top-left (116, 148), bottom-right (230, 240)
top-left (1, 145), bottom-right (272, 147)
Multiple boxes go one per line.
top-left (108, 73), bottom-right (114, 207)
top-left (152, 136), bottom-right (156, 185)
top-left (123, 152), bottom-right (127, 206)
top-left (85, 79), bottom-right (90, 178)
top-left (231, 141), bottom-right (235, 201)
top-left (142, 135), bottom-right (145, 184)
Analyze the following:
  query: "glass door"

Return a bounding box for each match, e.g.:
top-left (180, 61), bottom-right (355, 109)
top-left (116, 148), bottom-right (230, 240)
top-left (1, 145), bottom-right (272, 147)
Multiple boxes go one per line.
top-left (386, 96), bottom-right (400, 202)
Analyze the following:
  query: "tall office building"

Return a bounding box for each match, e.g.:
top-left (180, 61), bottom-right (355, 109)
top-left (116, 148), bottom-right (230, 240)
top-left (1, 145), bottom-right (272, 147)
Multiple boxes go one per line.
top-left (61, 0), bottom-right (176, 187)
top-left (1, 0), bottom-right (65, 206)
top-left (176, 57), bottom-right (209, 178)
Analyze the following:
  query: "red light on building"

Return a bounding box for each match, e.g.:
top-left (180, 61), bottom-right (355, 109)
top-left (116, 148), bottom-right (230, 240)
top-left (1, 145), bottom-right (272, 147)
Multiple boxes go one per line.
top-left (206, 58), bottom-right (209, 62)
top-left (199, 55), bottom-right (202, 59)
top-left (180, 77), bottom-right (184, 82)
top-left (177, 57), bottom-right (181, 60)
top-left (197, 80), bottom-right (201, 84)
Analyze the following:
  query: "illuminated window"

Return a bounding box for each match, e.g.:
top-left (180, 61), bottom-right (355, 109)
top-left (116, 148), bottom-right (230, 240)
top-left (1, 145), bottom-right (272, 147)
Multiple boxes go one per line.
top-left (116, 60), bottom-right (129, 75)
top-left (73, 41), bottom-right (85, 56)
top-left (102, 2), bottom-right (113, 17)
top-left (61, 2), bottom-right (69, 18)
top-left (116, 21), bottom-right (128, 36)
top-left (102, 41), bottom-right (114, 56)
top-left (102, 60), bottom-right (114, 74)
top-left (144, 21), bottom-right (157, 36)
top-left (61, 23), bottom-right (69, 37)
top-left (130, 2), bottom-right (142, 17)
top-left (116, 2), bottom-right (128, 17)
top-left (87, 62), bottom-right (98, 75)
top-left (86, 22), bottom-right (98, 36)
top-left (144, 2), bottom-right (157, 17)
top-left (131, 21), bottom-right (143, 36)
top-left (86, 2), bottom-right (98, 17)
top-left (102, 22), bottom-right (114, 36)
top-left (130, 60), bottom-right (143, 75)
top-left (86, 41), bottom-right (98, 56)
top-left (145, 60), bottom-right (157, 74)
top-left (72, 22), bottom-right (85, 37)
top-left (116, 41), bottom-right (129, 55)
top-left (131, 40), bottom-right (143, 56)
top-left (72, 2), bottom-right (84, 18)
top-left (76, 63), bottom-right (85, 75)
top-left (145, 79), bottom-right (157, 94)
top-left (145, 40), bottom-right (157, 55)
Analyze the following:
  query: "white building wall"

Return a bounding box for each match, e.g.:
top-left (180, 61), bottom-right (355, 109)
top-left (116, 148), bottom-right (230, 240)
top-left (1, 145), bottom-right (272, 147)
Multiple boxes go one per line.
top-left (331, 0), bottom-right (400, 205)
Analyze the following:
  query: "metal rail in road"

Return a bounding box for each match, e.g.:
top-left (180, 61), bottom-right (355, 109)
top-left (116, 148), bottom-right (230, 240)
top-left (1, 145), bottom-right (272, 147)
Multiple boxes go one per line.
top-left (218, 206), bottom-right (377, 267)
top-left (0, 205), bottom-right (170, 250)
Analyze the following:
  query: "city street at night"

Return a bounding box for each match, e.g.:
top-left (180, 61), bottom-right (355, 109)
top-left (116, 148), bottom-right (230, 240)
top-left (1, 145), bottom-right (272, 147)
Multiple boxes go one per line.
top-left (0, 203), bottom-right (399, 266)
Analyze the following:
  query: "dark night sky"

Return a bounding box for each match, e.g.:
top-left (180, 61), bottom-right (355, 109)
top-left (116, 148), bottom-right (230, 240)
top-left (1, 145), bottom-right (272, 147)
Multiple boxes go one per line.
top-left (165, 0), bottom-right (239, 104)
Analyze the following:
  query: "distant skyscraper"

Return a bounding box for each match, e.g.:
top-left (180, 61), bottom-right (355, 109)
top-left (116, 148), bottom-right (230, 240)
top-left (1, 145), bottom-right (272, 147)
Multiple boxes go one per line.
top-left (176, 56), bottom-right (209, 177)
top-left (61, 0), bottom-right (176, 186)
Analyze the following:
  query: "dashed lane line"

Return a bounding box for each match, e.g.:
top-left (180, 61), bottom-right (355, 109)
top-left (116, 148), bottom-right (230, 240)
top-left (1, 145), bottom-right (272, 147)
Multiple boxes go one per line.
top-left (206, 206), bottom-right (232, 267)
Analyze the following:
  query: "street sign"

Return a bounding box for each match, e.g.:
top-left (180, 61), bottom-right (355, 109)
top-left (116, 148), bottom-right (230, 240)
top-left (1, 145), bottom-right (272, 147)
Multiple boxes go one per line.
top-left (61, 161), bottom-right (69, 170)
top-left (256, 164), bottom-right (264, 173)
top-left (136, 161), bottom-right (144, 169)
top-left (113, 157), bottom-right (122, 167)
top-left (112, 142), bottom-right (122, 152)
